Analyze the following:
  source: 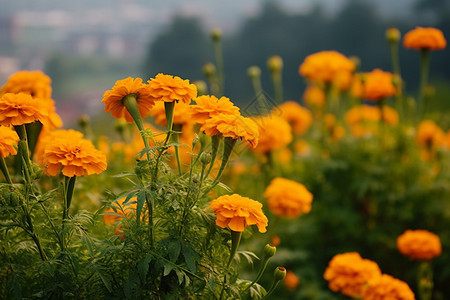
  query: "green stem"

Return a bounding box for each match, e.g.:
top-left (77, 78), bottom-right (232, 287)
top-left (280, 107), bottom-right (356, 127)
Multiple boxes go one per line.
top-left (262, 281), bottom-right (281, 300)
top-left (219, 230), bottom-right (242, 300)
top-left (271, 72), bottom-right (283, 105)
top-left (250, 71), bottom-right (268, 115)
top-left (244, 257), bottom-right (271, 292)
top-left (418, 261), bottom-right (433, 300)
top-left (418, 48), bottom-right (430, 118)
top-left (172, 124), bottom-right (183, 175)
top-left (213, 38), bottom-right (224, 96)
top-left (390, 43), bottom-right (401, 78)
top-left (213, 137), bottom-right (236, 183)
top-left (63, 176), bottom-right (77, 220)
top-left (145, 193), bottom-right (154, 248)
top-left (205, 135), bottom-right (221, 178)
top-left (0, 156), bottom-right (12, 184)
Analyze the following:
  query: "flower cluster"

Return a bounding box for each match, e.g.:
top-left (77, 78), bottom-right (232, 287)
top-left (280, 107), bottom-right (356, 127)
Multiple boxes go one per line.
top-left (274, 101), bottom-right (312, 135)
top-left (345, 105), bottom-right (399, 137)
top-left (362, 274), bottom-right (415, 300)
top-left (397, 229), bottom-right (442, 260)
top-left (303, 85), bottom-right (326, 108)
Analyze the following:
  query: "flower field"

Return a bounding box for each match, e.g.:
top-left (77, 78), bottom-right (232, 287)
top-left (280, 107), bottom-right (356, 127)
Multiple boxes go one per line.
top-left (0, 26), bottom-right (449, 300)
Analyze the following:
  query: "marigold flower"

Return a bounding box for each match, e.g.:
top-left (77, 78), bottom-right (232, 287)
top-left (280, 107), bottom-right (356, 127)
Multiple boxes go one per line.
top-left (264, 177), bottom-right (313, 218)
top-left (284, 271), bottom-right (300, 291)
top-left (416, 120), bottom-right (445, 149)
top-left (34, 129), bottom-right (84, 164)
top-left (209, 194), bottom-right (268, 233)
top-left (0, 93), bottom-right (49, 126)
top-left (0, 70), bottom-right (52, 99)
top-left (345, 105), bottom-right (398, 137)
top-left (362, 69), bottom-right (397, 101)
top-left (403, 27), bottom-right (447, 50)
top-left (190, 95), bottom-right (240, 123)
top-left (39, 97), bottom-right (63, 129)
top-left (103, 196), bottom-right (137, 225)
top-left (0, 126), bottom-right (20, 158)
top-left (362, 274), bottom-right (415, 300)
top-left (333, 71), bottom-right (353, 91)
top-left (252, 115), bottom-right (292, 153)
top-left (201, 113), bottom-right (259, 148)
top-left (324, 252), bottom-right (382, 298)
top-left (397, 229), bottom-right (442, 260)
top-left (299, 51), bottom-right (355, 84)
top-left (42, 130), bottom-right (107, 177)
top-left (303, 85), bottom-right (326, 107)
top-left (102, 77), bottom-right (155, 123)
top-left (150, 100), bottom-right (193, 127)
top-left (147, 73), bottom-right (197, 104)
top-left (274, 101), bottom-right (312, 135)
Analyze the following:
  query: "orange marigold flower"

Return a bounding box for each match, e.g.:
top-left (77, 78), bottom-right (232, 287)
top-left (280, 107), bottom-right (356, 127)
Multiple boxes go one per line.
top-left (362, 69), bottom-right (397, 101)
top-left (150, 100), bottom-right (192, 127)
top-left (284, 270), bottom-right (300, 291)
top-left (0, 70), bottom-right (52, 99)
top-left (39, 97), bottom-right (63, 129)
top-left (0, 126), bottom-right (20, 158)
top-left (362, 274), bottom-right (415, 300)
top-left (252, 115), bottom-right (292, 153)
top-left (299, 51), bottom-right (355, 84)
top-left (264, 177), bottom-right (313, 218)
top-left (34, 129), bottom-right (84, 164)
top-left (102, 77), bottom-right (155, 123)
top-left (403, 27), bottom-right (447, 50)
top-left (0, 93), bottom-right (49, 126)
top-left (416, 120), bottom-right (445, 149)
top-left (274, 101), bottom-right (312, 135)
top-left (209, 194), bottom-right (268, 233)
top-left (103, 196), bottom-right (137, 225)
top-left (303, 85), bottom-right (326, 107)
top-left (201, 113), bottom-right (259, 148)
top-left (397, 229), bottom-right (442, 260)
top-left (333, 71), bottom-right (353, 91)
top-left (42, 130), bottom-right (107, 177)
top-left (147, 73), bottom-right (197, 104)
top-left (324, 252), bottom-right (382, 298)
top-left (190, 95), bottom-right (240, 123)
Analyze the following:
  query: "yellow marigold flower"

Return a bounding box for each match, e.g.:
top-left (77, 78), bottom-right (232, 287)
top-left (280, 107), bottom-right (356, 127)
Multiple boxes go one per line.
top-left (303, 85), bottom-right (326, 107)
top-left (201, 113), bottom-right (259, 148)
top-left (0, 70), bottom-right (52, 99)
top-left (362, 274), bottom-right (415, 300)
top-left (403, 27), bottom-right (447, 50)
top-left (0, 126), bottom-right (19, 158)
top-left (397, 229), bottom-right (442, 260)
top-left (42, 130), bottom-right (107, 177)
top-left (103, 196), bottom-right (137, 226)
top-left (0, 93), bottom-right (49, 126)
top-left (264, 177), bottom-right (313, 218)
top-left (102, 77), bottom-right (155, 123)
top-left (150, 100), bottom-right (193, 127)
top-left (324, 252), bottom-right (382, 298)
top-left (416, 120), bottom-right (445, 149)
top-left (190, 95), bottom-right (240, 123)
top-left (147, 73), bottom-right (197, 104)
top-left (274, 101), bottom-right (312, 135)
top-left (209, 194), bottom-right (268, 233)
top-left (299, 51), bottom-right (355, 84)
top-left (34, 129), bottom-right (84, 164)
top-left (252, 115), bottom-right (292, 153)
top-left (363, 69), bottom-right (397, 101)
top-left (39, 97), bottom-right (63, 129)
top-left (284, 270), bottom-right (300, 291)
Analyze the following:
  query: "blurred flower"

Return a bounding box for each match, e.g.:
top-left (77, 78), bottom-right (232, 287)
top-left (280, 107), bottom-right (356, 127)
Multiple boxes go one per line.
top-left (284, 270), bottom-right (300, 291)
top-left (103, 196), bottom-right (137, 225)
top-left (264, 177), bottom-right (313, 218)
top-left (209, 194), bottom-right (268, 233)
top-left (274, 101), bottom-right (312, 135)
top-left (333, 71), bottom-right (353, 91)
top-left (299, 51), bottom-right (355, 84)
top-left (271, 235), bottom-right (281, 246)
top-left (294, 139), bottom-right (311, 155)
top-left (150, 100), bottom-right (192, 127)
top-left (362, 274), bottom-right (415, 300)
top-left (324, 252), bottom-right (382, 298)
top-left (0, 93), bottom-right (49, 126)
top-left (102, 77), bottom-right (155, 123)
top-left (274, 148), bottom-right (292, 165)
top-left (362, 69), bottom-right (397, 101)
top-left (403, 27), bottom-right (447, 50)
top-left (303, 85), bottom-right (326, 107)
top-left (397, 229), bottom-right (442, 260)
top-left (252, 115), bottom-right (292, 153)
top-left (324, 114), bottom-right (346, 142)
top-left (147, 73), bottom-right (197, 104)
top-left (386, 27), bottom-right (401, 44)
top-left (350, 74), bottom-right (364, 99)
top-left (0, 70), bottom-right (52, 99)
top-left (39, 97), bottom-right (63, 129)
top-left (42, 130), bottom-right (107, 177)
top-left (416, 120), bottom-right (445, 149)
top-left (201, 113), bottom-right (259, 148)
top-left (0, 126), bottom-right (19, 158)
top-left (190, 95), bottom-right (240, 123)
top-left (267, 55), bottom-right (283, 73)
top-left (345, 105), bottom-right (398, 137)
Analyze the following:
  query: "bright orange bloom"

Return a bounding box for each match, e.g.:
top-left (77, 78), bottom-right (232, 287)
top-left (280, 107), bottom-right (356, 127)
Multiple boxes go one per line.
top-left (0, 70), bottom-right (52, 99)
top-left (147, 73), bottom-right (197, 104)
top-left (324, 252), bottom-right (382, 298)
top-left (284, 271), bottom-right (300, 291)
top-left (403, 27), bottom-right (447, 50)
top-left (416, 120), bottom-right (445, 149)
top-left (350, 74), bottom-right (364, 99)
top-left (34, 129), bottom-right (84, 164)
top-left (39, 97), bottom-right (63, 129)
top-left (345, 105), bottom-right (398, 137)
top-left (42, 130), bottom-right (107, 177)
top-left (303, 85), bottom-right (326, 107)
top-left (252, 115), bottom-right (292, 153)
top-left (0, 126), bottom-right (20, 158)
top-left (0, 93), bottom-right (49, 126)
top-left (294, 139), bottom-right (311, 155)
top-left (397, 229), bottom-right (442, 260)
top-left (209, 194), bottom-right (268, 233)
top-left (190, 95), bottom-right (240, 123)
top-left (264, 177), bottom-right (313, 218)
top-left (102, 77), bottom-right (155, 123)
top-left (274, 101), bottom-right (312, 135)
top-left (299, 51), bottom-right (355, 84)
top-left (149, 100), bottom-right (192, 127)
top-left (333, 71), bottom-right (353, 91)
top-left (103, 196), bottom-right (137, 225)
top-left (362, 69), bottom-right (397, 101)
top-left (201, 113), bottom-right (259, 148)
top-left (362, 274), bottom-right (415, 300)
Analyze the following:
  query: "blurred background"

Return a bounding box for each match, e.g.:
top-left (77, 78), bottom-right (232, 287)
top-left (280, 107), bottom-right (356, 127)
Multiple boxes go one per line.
top-left (1, 0), bottom-right (449, 126)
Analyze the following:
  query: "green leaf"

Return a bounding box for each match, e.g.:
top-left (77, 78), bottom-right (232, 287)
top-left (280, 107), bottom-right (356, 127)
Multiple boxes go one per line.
top-left (93, 265), bottom-right (113, 293)
top-left (163, 263), bottom-right (173, 276)
top-left (137, 255), bottom-right (152, 282)
top-left (136, 190), bottom-right (146, 226)
top-left (181, 243), bottom-right (198, 273)
top-left (168, 239), bottom-right (181, 262)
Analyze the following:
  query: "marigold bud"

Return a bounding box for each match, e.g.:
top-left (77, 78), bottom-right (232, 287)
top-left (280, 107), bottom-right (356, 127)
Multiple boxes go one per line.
top-left (349, 56), bottom-right (361, 70)
top-left (267, 55), bottom-right (283, 73)
top-left (114, 119), bottom-right (127, 135)
top-left (78, 114), bottom-right (90, 129)
top-left (386, 27), bottom-right (401, 44)
top-left (210, 28), bottom-right (222, 41)
top-left (247, 66), bottom-right (261, 79)
top-left (193, 80), bottom-right (208, 96)
top-left (264, 243), bottom-right (277, 258)
top-left (199, 152), bottom-right (212, 165)
top-left (202, 62), bottom-right (216, 78)
top-left (274, 266), bottom-right (287, 281)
